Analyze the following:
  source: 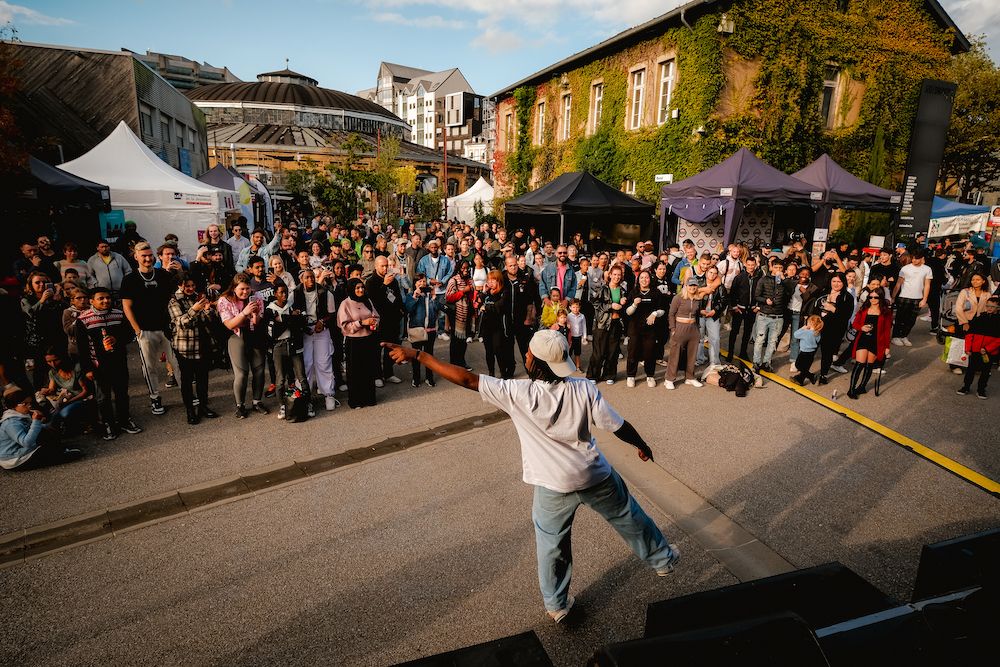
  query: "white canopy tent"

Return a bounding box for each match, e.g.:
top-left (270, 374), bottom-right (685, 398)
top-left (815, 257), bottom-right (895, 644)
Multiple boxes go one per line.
top-left (60, 121), bottom-right (238, 257)
top-left (444, 177), bottom-right (494, 224)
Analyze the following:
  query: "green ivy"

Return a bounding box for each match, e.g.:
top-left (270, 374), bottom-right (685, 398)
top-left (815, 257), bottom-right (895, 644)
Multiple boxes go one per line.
top-left (497, 0), bottom-right (954, 209)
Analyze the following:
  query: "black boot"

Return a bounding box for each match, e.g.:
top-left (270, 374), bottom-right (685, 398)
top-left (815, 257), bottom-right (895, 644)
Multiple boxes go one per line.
top-left (186, 406), bottom-right (200, 425)
top-left (856, 363), bottom-right (874, 395)
top-left (847, 362), bottom-right (864, 399)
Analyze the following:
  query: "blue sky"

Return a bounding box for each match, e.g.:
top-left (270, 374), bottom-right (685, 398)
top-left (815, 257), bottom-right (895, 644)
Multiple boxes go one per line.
top-left (6, 0), bottom-right (998, 98)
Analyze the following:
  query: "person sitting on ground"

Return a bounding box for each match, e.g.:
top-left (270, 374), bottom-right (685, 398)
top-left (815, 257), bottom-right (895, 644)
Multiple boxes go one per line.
top-left (39, 349), bottom-right (93, 435)
top-left (0, 388), bottom-right (83, 470)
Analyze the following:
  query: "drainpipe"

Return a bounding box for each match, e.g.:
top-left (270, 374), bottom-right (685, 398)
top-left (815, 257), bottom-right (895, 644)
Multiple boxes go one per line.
top-left (681, 7), bottom-right (693, 31)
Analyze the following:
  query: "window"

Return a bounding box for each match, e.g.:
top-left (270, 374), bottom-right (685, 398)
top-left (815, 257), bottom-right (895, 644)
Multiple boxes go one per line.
top-left (629, 69), bottom-right (645, 129)
top-left (562, 94), bottom-right (572, 140)
top-left (139, 106), bottom-right (153, 137)
top-left (590, 83), bottom-right (604, 133)
top-left (535, 101), bottom-right (545, 145)
top-left (657, 59), bottom-right (675, 125)
top-left (623, 179), bottom-right (636, 195)
top-left (160, 119), bottom-right (171, 143)
top-left (504, 112), bottom-right (513, 151)
top-left (187, 127), bottom-right (195, 149)
top-left (821, 66), bottom-right (840, 129)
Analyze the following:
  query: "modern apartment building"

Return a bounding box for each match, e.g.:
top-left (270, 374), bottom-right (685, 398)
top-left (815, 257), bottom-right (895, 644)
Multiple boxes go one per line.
top-left (361, 63), bottom-right (492, 166)
top-left (125, 49), bottom-right (241, 91)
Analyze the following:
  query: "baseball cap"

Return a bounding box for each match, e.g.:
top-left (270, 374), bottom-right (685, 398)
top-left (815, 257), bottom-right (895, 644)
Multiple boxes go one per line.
top-left (685, 277), bottom-right (699, 286)
top-left (528, 329), bottom-right (576, 378)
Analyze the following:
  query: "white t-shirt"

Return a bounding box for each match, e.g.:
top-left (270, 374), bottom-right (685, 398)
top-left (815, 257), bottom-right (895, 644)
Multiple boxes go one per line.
top-left (478, 375), bottom-right (623, 493)
top-left (898, 263), bottom-right (932, 300)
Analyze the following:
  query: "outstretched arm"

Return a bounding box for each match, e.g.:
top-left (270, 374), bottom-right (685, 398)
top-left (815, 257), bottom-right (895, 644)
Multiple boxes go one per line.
top-left (383, 342), bottom-right (479, 391)
top-left (613, 420), bottom-right (654, 462)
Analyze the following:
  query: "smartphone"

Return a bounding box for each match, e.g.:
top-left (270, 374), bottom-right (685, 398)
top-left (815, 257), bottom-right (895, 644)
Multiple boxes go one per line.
top-left (44, 282), bottom-right (54, 291)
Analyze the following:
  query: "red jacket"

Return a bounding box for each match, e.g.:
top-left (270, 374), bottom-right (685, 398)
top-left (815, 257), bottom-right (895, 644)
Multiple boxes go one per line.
top-left (965, 333), bottom-right (1000, 357)
top-left (850, 307), bottom-right (893, 361)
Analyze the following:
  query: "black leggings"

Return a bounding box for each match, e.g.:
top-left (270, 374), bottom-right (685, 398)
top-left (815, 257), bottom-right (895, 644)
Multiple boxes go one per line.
top-left (175, 354), bottom-right (210, 411)
top-left (483, 329), bottom-right (515, 379)
top-left (587, 324), bottom-right (623, 381)
top-left (411, 333), bottom-right (437, 383)
top-left (626, 328), bottom-right (657, 378)
top-left (963, 351), bottom-right (994, 392)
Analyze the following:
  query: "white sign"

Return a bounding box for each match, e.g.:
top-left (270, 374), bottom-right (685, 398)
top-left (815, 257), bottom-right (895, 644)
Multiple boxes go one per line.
top-left (810, 191), bottom-right (824, 201)
top-left (654, 173), bottom-right (674, 183)
top-left (989, 205), bottom-right (1000, 228)
top-left (813, 228), bottom-right (828, 242)
top-left (869, 235), bottom-right (886, 248)
top-left (720, 187), bottom-right (734, 197)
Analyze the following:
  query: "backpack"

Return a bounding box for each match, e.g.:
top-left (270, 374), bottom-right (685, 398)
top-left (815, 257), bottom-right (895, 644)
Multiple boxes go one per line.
top-left (284, 388), bottom-right (310, 423)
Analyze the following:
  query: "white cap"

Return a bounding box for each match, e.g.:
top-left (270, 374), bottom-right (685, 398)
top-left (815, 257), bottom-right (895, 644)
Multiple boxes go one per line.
top-left (528, 329), bottom-right (576, 378)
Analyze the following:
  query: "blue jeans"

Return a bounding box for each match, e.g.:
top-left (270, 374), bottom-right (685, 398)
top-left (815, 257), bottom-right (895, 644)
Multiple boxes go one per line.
top-left (532, 469), bottom-right (673, 612)
top-left (752, 314), bottom-right (782, 366)
top-left (696, 317), bottom-right (721, 366)
top-left (788, 311), bottom-right (801, 362)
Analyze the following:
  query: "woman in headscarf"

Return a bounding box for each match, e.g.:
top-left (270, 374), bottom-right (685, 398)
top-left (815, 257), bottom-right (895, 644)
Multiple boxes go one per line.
top-left (445, 260), bottom-right (476, 370)
top-left (336, 278), bottom-right (381, 409)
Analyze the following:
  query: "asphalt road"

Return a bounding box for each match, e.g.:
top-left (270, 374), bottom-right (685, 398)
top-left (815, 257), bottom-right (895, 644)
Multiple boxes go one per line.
top-left (2, 320), bottom-right (998, 665)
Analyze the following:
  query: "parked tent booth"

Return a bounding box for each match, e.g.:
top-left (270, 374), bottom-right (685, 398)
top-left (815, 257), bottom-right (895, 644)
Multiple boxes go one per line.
top-left (444, 177), bottom-right (494, 224)
top-left (927, 196), bottom-right (990, 238)
top-left (5, 156), bottom-right (112, 271)
top-left (792, 153), bottom-right (902, 239)
top-left (198, 164), bottom-right (257, 232)
top-left (505, 172), bottom-right (655, 250)
top-left (59, 121), bottom-right (238, 258)
top-left (659, 149), bottom-right (822, 253)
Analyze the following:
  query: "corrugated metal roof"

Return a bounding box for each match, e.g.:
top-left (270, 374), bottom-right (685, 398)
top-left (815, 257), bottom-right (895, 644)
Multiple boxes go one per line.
top-left (187, 81), bottom-right (402, 121)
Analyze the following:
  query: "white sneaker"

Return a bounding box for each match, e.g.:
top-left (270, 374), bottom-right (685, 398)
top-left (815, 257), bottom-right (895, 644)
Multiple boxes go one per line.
top-left (325, 395), bottom-right (338, 411)
top-left (656, 359), bottom-right (668, 367)
top-left (789, 362), bottom-right (798, 373)
top-left (891, 337), bottom-right (904, 346)
top-left (588, 379), bottom-right (597, 384)
top-left (685, 379), bottom-right (704, 388)
top-left (919, 314), bottom-right (932, 322)
top-left (830, 365), bottom-right (848, 374)
top-left (876, 367), bottom-right (888, 375)
top-left (338, 384), bottom-right (348, 392)
top-left (902, 337), bottom-right (912, 347)
top-left (646, 377), bottom-right (656, 388)
top-left (605, 379), bottom-right (615, 385)
top-left (306, 402), bottom-right (316, 418)
top-left (626, 377), bottom-right (636, 388)
top-left (277, 405), bottom-right (286, 420)
top-left (387, 375), bottom-right (403, 384)
top-left (952, 367), bottom-right (963, 375)
top-left (375, 379), bottom-right (385, 388)
top-left (664, 380), bottom-right (675, 390)
top-left (439, 332), bottom-right (450, 341)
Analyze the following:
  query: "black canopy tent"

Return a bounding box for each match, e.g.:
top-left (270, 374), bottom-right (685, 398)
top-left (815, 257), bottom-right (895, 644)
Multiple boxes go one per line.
top-left (658, 148), bottom-right (822, 249)
top-left (791, 153), bottom-right (902, 229)
top-left (20, 156), bottom-right (110, 208)
top-left (505, 171), bottom-right (654, 247)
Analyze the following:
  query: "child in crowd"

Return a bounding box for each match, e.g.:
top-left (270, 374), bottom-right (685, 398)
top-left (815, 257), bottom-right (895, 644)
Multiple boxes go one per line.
top-left (540, 288), bottom-right (566, 329)
top-left (567, 299), bottom-right (587, 370)
top-left (264, 283), bottom-right (312, 419)
top-left (791, 315), bottom-right (824, 386)
top-left (550, 308), bottom-right (572, 352)
top-left (74, 286), bottom-right (142, 440)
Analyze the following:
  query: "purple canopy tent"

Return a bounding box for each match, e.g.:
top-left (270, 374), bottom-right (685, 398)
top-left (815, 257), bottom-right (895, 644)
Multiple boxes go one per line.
top-left (658, 148), bottom-right (822, 249)
top-left (791, 153), bottom-right (902, 229)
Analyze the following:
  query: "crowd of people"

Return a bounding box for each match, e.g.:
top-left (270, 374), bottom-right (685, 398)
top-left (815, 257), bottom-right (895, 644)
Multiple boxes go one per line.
top-left (1, 211), bottom-right (998, 471)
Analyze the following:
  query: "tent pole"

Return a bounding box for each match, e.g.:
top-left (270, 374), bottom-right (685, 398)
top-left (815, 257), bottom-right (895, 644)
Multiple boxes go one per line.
top-left (559, 213), bottom-right (565, 244)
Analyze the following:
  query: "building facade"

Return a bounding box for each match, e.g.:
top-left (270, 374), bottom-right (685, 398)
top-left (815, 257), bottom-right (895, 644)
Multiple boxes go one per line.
top-left (9, 42), bottom-right (209, 175)
top-left (125, 49), bottom-right (241, 91)
top-left (491, 0), bottom-right (969, 206)
top-left (188, 69), bottom-right (488, 197)
top-left (361, 62), bottom-right (492, 166)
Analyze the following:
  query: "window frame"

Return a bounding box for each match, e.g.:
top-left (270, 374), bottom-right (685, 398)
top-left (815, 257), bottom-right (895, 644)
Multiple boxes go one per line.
top-left (562, 93), bottom-right (572, 140)
top-left (821, 65), bottom-right (841, 130)
top-left (590, 81), bottom-right (604, 134)
top-left (535, 100), bottom-right (546, 145)
top-left (657, 58), bottom-right (675, 125)
top-left (629, 68), bottom-right (645, 130)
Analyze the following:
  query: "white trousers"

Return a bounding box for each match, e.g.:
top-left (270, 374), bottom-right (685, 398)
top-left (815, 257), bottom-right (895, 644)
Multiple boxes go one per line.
top-left (136, 330), bottom-right (178, 400)
top-left (303, 331), bottom-right (334, 397)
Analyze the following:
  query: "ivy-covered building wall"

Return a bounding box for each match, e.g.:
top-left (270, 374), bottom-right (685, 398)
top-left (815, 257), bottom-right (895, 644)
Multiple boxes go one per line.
top-left (493, 0), bottom-right (965, 211)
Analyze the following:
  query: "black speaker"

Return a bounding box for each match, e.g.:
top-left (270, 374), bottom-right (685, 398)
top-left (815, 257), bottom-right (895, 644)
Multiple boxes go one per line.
top-left (645, 562), bottom-right (894, 638)
top-left (592, 612), bottom-right (830, 667)
top-left (394, 631), bottom-right (553, 667)
top-left (819, 608), bottom-right (939, 666)
top-left (911, 527), bottom-right (1000, 602)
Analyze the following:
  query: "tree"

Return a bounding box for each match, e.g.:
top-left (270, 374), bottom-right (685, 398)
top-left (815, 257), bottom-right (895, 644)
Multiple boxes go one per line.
top-left (370, 134), bottom-right (401, 221)
top-left (938, 38), bottom-right (1000, 201)
top-left (0, 23), bottom-right (28, 177)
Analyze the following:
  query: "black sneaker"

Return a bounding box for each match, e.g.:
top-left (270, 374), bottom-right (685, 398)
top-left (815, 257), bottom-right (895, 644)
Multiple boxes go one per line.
top-left (102, 424), bottom-right (117, 441)
top-left (761, 364), bottom-right (774, 373)
top-left (251, 402), bottom-right (270, 415)
top-left (752, 364), bottom-right (761, 374)
top-left (150, 397), bottom-right (165, 415)
top-left (235, 405), bottom-right (248, 419)
top-left (976, 389), bottom-right (987, 399)
top-left (957, 386), bottom-right (970, 395)
top-left (61, 448), bottom-right (85, 461)
top-left (425, 378), bottom-right (436, 387)
top-left (818, 375), bottom-right (830, 385)
top-left (164, 374), bottom-right (178, 388)
top-left (264, 383), bottom-right (276, 398)
top-left (411, 380), bottom-right (419, 388)
top-left (200, 406), bottom-right (219, 419)
top-left (119, 419), bottom-right (143, 434)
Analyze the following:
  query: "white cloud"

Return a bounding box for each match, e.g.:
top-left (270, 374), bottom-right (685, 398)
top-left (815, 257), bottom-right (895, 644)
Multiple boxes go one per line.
top-left (372, 11), bottom-right (466, 30)
top-left (941, 0), bottom-right (1000, 57)
top-left (0, 1), bottom-right (73, 26)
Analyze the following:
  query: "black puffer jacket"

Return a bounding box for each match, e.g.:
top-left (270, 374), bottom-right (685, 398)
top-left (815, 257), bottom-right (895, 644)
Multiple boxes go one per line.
top-left (754, 273), bottom-right (789, 316)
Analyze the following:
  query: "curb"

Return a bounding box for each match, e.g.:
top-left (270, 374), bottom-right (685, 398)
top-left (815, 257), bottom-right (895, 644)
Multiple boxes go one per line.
top-left (0, 410), bottom-right (507, 568)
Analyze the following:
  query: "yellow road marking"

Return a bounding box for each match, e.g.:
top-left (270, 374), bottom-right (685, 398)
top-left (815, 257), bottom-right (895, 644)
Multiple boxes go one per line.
top-left (719, 349), bottom-right (1000, 496)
